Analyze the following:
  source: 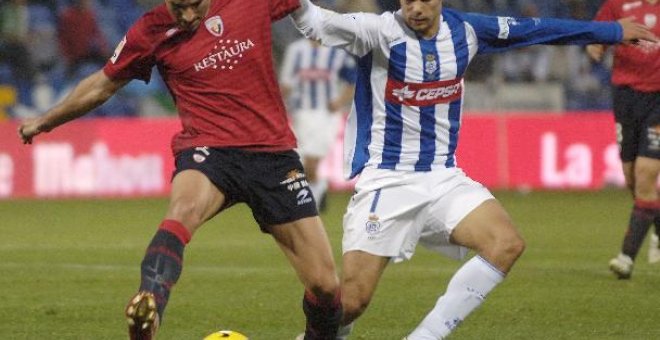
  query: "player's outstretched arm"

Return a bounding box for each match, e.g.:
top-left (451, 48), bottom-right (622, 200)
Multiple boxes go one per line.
top-left (18, 70), bottom-right (130, 144)
top-left (290, 0), bottom-right (381, 57)
top-left (618, 17), bottom-right (659, 43)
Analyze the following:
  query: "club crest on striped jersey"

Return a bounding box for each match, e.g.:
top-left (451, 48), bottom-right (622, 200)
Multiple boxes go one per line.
top-left (365, 214), bottom-right (381, 236)
top-left (424, 54), bottom-right (438, 76)
top-left (205, 15), bottom-right (224, 37)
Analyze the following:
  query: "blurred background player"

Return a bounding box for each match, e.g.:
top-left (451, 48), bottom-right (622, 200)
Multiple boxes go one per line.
top-left (17, 0), bottom-right (343, 339)
top-left (587, 0), bottom-right (660, 279)
top-left (280, 37), bottom-right (356, 211)
top-left (292, 0), bottom-right (658, 338)
top-left (57, 0), bottom-right (109, 80)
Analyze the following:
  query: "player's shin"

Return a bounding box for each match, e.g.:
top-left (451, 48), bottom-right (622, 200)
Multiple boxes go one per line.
top-left (302, 289), bottom-right (342, 340)
top-left (621, 200), bottom-right (656, 260)
top-left (406, 256), bottom-right (504, 340)
top-left (138, 219), bottom-right (192, 319)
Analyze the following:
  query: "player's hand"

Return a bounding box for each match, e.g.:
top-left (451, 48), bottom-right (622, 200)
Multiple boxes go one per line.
top-left (586, 44), bottom-right (605, 62)
top-left (18, 118), bottom-right (45, 144)
top-left (618, 17), bottom-right (659, 44)
top-left (328, 101), bottom-right (341, 113)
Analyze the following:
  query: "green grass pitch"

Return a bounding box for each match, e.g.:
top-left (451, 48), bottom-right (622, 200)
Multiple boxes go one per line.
top-left (1, 190), bottom-right (658, 339)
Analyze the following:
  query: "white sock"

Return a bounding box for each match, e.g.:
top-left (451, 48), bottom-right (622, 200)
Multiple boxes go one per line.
top-left (407, 256), bottom-right (505, 340)
top-left (336, 322), bottom-right (354, 340)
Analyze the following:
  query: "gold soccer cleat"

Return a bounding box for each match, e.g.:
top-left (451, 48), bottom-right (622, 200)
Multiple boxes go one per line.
top-left (126, 291), bottom-right (160, 340)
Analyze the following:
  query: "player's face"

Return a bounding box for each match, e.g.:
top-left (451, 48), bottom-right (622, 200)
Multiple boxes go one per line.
top-left (399, 0), bottom-right (442, 39)
top-left (165, 0), bottom-right (210, 31)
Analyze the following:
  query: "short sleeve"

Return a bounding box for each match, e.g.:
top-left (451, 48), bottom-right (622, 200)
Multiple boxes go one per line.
top-left (270, 0), bottom-right (301, 21)
top-left (103, 23), bottom-right (155, 83)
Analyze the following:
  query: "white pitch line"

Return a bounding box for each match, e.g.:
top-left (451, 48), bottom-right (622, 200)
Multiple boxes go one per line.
top-left (0, 262), bottom-right (290, 274)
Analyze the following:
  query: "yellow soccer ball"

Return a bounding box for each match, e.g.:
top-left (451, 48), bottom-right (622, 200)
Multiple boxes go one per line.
top-left (203, 330), bottom-right (249, 340)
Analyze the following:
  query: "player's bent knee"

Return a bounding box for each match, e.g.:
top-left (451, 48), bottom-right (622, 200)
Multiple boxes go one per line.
top-left (482, 228), bottom-right (525, 270)
top-left (495, 230), bottom-right (525, 266)
top-left (166, 200), bottom-right (206, 231)
top-left (340, 277), bottom-right (374, 324)
top-left (341, 296), bottom-right (369, 324)
top-left (304, 270), bottom-right (339, 300)
top-left (505, 233), bottom-right (526, 260)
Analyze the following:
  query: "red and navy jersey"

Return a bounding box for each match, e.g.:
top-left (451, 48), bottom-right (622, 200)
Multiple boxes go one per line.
top-left (595, 0), bottom-right (660, 92)
top-left (103, 0), bottom-right (300, 155)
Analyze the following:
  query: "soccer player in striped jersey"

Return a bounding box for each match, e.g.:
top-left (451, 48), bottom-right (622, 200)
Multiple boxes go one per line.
top-left (587, 0), bottom-right (660, 279)
top-left (280, 38), bottom-right (356, 211)
top-left (291, 0), bottom-right (658, 338)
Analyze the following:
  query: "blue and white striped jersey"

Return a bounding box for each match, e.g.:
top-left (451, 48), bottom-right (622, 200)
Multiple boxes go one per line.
top-left (293, 2), bottom-right (622, 179)
top-left (280, 38), bottom-right (356, 112)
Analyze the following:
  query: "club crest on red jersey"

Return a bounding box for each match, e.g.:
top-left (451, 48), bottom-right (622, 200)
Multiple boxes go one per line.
top-left (205, 15), bottom-right (224, 37)
top-left (644, 14), bottom-right (657, 29)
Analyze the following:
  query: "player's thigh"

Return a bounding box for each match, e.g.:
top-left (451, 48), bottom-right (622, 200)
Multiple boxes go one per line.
top-left (449, 199), bottom-right (522, 268)
top-left (613, 86), bottom-right (640, 163)
top-left (637, 98), bottom-right (660, 159)
top-left (420, 171), bottom-right (495, 260)
top-left (622, 161), bottom-right (634, 193)
top-left (449, 199), bottom-right (514, 244)
top-left (632, 91), bottom-right (660, 198)
top-left (270, 216), bottom-right (338, 290)
top-left (342, 174), bottom-right (430, 262)
top-left (165, 169), bottom-right (226, 232)
top-left (633, 157), bottom-right (660, 200)
top-left (244, 150), bottom-right (319, 230)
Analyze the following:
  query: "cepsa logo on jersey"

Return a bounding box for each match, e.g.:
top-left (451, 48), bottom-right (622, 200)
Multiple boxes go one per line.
top-left (194, 38), bottom-right (255, 72)
top-left (299, 68), bottom-right (331, 81)
top-left (385, 78), bottom-right (463, 107)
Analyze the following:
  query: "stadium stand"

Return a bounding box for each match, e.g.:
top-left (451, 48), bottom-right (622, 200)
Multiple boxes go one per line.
top-left (0, 0), bottom-right (613, 117)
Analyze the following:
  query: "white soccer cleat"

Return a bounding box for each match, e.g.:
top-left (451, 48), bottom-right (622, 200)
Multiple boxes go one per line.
top-left (294, 333), bottom-right (304, 340)
top-left (649, 234), bottom-right (660, 264)
top-left (609, 253), bottom-right (633, 279)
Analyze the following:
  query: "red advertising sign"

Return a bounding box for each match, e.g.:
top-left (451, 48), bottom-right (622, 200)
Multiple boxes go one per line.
top-left (1, 118), bottom-right (179, 198)
top-left (504, 114), bottom-right (622, 190)
top-left (0, 113), bottom-right (623, 199)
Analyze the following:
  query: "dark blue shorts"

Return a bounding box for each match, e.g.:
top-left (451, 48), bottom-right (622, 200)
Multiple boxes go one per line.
top-left (613, 86), bottom-right (660, 162)
top-left (173, 147), bottom-right (318, 231)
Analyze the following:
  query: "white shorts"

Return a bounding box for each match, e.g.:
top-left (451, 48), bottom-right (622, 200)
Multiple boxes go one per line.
top-left (342, 167), bottom-right (495, 263)
top-left (292, 109), bottom-right (341, 158)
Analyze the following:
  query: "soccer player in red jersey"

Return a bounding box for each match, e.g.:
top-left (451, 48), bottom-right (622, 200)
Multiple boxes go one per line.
top-left (587, 0), bottom-right (660, 279)
top-left (17, 0), bottom-right (342, 339)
